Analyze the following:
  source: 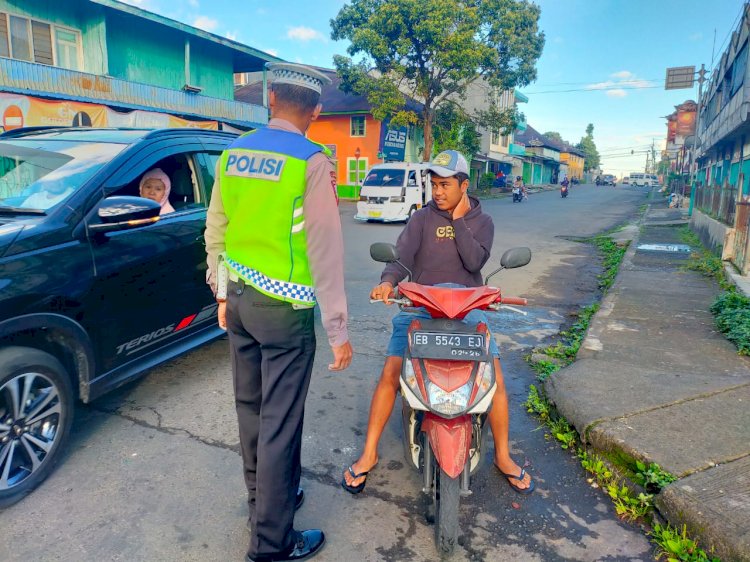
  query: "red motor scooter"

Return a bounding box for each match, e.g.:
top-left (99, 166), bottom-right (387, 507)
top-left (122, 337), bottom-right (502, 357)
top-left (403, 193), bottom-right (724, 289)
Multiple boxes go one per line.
top-left (370, 243), bottom-right (531, 556)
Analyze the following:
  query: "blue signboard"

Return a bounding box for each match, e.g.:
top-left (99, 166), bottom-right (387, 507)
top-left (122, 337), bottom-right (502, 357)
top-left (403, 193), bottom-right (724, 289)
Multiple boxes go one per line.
top-left (381, 126), bottom-right (407, 161)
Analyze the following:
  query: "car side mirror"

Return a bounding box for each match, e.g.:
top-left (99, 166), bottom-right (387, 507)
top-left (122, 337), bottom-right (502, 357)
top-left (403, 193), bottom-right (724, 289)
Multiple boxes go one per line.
top-left (88, 196), bottom-right (161, 234)
top-left (370, 242), bottom-right (399, 263)
top-left (500, 247), bottom-right (532, 269)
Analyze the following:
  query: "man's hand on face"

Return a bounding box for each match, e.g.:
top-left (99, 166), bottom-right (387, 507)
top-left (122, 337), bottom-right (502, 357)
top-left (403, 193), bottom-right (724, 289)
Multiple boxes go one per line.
top-left (370, 282), bottom-right (395, 304)
top-left (452, 192), bottom-right (471, 220)
top-left (329, 340), bottom-right (353, 371)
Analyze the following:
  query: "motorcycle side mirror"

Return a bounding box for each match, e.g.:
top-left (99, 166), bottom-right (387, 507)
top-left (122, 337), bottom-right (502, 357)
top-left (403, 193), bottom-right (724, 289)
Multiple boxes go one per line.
top-left (370, 242), bottom-right (399, 263)
top-left (483, 247), bottom-right (532, 284)
top-left (501, 247), bottom-right (532, 269)
top-left (370, 242), bottom-right (413, 281)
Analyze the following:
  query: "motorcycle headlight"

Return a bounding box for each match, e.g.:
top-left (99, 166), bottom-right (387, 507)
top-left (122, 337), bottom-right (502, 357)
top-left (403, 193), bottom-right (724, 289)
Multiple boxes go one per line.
top-left (426, 380), bottom-right (472, 416)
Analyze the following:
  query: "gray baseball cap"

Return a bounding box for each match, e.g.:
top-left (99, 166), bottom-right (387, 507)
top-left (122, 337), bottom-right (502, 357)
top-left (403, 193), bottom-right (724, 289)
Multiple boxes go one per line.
top-left (427, 150), bottom-right (470, 177)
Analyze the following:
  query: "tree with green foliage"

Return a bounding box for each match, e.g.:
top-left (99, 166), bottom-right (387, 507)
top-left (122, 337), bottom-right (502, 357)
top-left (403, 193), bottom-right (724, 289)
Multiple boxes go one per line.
top-left (330, 0), bottom-right (545, 160)
top-left (577, 123), bottom-right (600, 171)
top-left (432, 103), bottom-right (481, 159)
top-left (544, 131), bottom-right (564, 143)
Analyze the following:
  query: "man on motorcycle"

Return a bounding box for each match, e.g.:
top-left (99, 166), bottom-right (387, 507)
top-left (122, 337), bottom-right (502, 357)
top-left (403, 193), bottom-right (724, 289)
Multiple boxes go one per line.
top-left (341, 150), bottom-right (535, 496)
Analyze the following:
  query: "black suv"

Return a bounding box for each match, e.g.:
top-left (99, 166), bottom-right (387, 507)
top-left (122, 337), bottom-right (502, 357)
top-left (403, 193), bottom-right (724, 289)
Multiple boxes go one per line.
top-left (0, 127), bottom-right (235, 506)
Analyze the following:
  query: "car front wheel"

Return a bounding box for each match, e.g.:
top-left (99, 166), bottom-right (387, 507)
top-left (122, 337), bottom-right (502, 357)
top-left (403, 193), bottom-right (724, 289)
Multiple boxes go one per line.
top-left (0, 346), bottom-right (74, 508)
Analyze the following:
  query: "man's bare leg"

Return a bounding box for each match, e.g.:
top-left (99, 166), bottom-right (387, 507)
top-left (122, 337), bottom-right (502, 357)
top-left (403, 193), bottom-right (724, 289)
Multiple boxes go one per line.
top-left (343, 356), bottom-right (402, 487)
top-left (487, 357), bottom-right (532, 490)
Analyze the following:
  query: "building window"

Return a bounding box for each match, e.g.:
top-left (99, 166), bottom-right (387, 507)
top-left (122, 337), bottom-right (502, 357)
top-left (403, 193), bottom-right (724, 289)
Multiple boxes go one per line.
top-left (0, 12), bottom-right (81, 70)
top-left (350, 115), bottom-right (366, 137)
top-left (491, 129), bottom-right (500, 145)
top-left (501, 135), bottom-right (510, 148)
top-left (347, 157), bottom-right (368, 185)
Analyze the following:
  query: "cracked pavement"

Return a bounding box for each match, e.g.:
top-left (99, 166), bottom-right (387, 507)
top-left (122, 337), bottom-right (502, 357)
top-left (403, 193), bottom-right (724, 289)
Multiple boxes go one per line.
top-left (1, 185), bottom-right (656, 561)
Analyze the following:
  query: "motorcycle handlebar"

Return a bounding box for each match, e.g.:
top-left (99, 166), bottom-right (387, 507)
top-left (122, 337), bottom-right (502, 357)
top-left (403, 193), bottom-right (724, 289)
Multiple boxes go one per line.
top-left (499, 296), bottom-right (528, 306)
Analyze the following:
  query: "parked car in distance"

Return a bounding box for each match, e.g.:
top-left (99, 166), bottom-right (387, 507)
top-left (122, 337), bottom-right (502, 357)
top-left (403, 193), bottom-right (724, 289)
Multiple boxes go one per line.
top-left (0, 126), bottom-right (235, 507)
top-left (602, 174), bottom-right (616, 186)
top-left (622, 176), bottom-right (630, 185)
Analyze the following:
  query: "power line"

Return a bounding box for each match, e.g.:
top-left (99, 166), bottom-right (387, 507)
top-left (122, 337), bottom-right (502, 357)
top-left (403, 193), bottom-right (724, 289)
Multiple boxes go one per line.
top-left (524, 84), bottom-right (662, 95)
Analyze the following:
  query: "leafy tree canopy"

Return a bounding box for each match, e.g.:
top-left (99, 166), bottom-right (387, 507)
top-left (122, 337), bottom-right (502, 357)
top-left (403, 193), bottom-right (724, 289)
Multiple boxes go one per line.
top-left (577, 123), bottom-right (600, 171)
top-left (330, 0), bottom-right (545, 160)
top-left (544, 131), bottom-right (564, 143)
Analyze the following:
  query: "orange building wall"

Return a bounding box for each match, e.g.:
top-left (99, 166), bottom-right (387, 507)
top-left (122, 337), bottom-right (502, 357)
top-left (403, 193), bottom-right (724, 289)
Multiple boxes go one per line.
top-left (308, 114), bottom-right (383, 185)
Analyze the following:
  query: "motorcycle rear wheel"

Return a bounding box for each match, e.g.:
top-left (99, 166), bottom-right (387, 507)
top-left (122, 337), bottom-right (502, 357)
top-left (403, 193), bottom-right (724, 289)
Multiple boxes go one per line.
top-left (434, 466), bottom-right (460, 556)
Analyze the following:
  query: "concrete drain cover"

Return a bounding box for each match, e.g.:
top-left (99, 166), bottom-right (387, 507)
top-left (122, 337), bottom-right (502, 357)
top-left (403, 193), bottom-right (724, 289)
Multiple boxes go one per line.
top-left (636, 243), bottom-right (692, 253)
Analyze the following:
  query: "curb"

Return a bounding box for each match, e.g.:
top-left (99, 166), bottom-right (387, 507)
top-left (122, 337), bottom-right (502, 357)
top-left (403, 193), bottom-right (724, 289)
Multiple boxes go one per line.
top-left (543, 197), bottom-right (748, 561)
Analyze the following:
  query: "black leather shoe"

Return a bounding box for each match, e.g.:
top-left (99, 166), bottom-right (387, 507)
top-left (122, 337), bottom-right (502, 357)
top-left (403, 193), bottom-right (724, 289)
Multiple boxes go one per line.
top-left (245, 529), bottom-right (325, 562)
top-left (247, 489), bottom-right (305, 532)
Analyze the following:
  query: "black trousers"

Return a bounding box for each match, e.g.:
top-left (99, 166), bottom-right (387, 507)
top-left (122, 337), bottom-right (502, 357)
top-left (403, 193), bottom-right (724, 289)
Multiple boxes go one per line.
top-left (226, 280), bottom-right (316, 557)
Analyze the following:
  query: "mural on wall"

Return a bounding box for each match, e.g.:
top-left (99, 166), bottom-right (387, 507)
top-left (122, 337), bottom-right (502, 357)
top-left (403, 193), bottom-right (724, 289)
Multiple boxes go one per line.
top-left (0, 93), bottom-right (218, 132)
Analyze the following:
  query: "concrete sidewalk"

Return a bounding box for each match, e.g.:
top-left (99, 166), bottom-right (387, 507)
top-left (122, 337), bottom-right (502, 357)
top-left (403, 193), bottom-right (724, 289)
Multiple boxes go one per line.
top-left (544, 195), bottom-right (750, 561)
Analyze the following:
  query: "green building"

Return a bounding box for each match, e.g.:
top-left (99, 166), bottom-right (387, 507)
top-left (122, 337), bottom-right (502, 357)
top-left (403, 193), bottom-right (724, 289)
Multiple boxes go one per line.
top-left (0, 0), bottom-right (278, 129)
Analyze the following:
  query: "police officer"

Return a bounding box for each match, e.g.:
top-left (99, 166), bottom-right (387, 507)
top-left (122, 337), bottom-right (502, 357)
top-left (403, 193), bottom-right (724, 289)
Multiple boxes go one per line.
top-left (205, 63), bottom-right (353, 562)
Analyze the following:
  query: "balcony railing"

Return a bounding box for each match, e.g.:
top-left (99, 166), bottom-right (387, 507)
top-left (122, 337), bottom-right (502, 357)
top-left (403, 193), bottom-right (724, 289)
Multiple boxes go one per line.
top-left (0, 57), bottom-right (267, 128)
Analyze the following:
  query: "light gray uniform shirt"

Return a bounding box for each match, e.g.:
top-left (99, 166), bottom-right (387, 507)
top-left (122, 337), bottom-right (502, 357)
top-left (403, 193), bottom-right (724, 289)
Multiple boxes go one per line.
top-left (204, 118), bottom-right (349, 347)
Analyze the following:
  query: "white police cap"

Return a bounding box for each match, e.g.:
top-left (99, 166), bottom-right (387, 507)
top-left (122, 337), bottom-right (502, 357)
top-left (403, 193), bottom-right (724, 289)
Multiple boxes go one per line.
top-left (266, 63), bottom-right (331, 95)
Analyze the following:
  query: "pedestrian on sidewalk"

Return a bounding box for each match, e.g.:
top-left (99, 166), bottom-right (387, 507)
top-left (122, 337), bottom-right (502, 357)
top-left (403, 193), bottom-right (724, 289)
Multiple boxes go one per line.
top-left (205, 62), bottom-right (353, 562)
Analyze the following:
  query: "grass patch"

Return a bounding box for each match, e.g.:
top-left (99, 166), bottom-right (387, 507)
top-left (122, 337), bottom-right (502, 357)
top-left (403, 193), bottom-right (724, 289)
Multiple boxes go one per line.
top-left (650, 524), bottom-right (720, 561)
top-left (711, 292), bottom-right (750, 355)
top-left (678, 225), bottom-right (750, 355)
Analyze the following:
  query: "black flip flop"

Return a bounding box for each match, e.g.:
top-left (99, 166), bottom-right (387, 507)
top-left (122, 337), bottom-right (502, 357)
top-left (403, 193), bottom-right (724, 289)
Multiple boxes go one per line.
top-left (341, 465), bottom-right (370, 495)
top-left (499, 467), bottom-right (535, 495)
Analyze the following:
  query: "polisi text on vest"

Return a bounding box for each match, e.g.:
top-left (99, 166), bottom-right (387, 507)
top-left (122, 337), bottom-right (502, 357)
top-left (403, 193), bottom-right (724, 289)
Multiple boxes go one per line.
top-left (225, 151), bottom-right (287, 181)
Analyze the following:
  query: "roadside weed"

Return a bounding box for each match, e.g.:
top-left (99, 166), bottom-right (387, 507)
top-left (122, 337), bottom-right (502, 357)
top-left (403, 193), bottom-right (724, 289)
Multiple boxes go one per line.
top-left (710, 291), bottom-right (750, 355)
top-left (548, 417), bottom-right (577, 450)
top-left (523, 384), bottom-right (550, 422)
top-left (633, 461), bottom-right (677, 493)
top-left (607, 483), bottom-right (653, 521)
top-left (650, 524), bottom-right (720, 562)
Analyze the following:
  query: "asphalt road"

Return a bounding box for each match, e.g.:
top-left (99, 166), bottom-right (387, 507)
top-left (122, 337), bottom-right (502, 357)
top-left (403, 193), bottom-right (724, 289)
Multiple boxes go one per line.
top-left (1, 184), bottom-right (654, 562)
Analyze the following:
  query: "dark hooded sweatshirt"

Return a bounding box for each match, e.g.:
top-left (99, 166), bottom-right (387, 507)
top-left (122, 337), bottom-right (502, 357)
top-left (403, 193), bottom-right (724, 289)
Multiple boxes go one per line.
top-left (381, 196), bottom-right (494, 287)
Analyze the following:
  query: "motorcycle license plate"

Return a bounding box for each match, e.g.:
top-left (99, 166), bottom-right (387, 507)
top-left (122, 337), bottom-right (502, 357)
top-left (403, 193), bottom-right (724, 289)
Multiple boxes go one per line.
top-left (411, 332), bottom-right (487, 360)
top-left (368, 211), bottom-right (382, 218)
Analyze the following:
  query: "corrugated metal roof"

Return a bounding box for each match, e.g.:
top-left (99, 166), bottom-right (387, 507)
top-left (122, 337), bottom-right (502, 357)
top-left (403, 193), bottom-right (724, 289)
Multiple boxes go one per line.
top-left (0, 58), bottom-right (268, 128)
top-left (91, 0), bottom-right (282, 72)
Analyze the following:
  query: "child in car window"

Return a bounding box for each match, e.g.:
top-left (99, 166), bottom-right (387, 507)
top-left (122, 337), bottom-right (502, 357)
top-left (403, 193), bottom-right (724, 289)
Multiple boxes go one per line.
top-left (139, 168), bottom-right (175, 215)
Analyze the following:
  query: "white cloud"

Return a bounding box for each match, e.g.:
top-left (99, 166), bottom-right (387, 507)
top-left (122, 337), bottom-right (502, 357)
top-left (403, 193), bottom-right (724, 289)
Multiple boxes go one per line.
top-left (286, 26), bottom-right (325, 42)
top-left (225, 31), bottom-right (238, 41)
top-left (611, 70), bottom-right (635, 80)
top-left (585, 71), bottom-right (656, 97)
top-left (266, 48), bottom-right (279, 57)
top-left (606, 89), bottom-right (628, 98)
top-left (187, 0), bottom-right (199, 7)
top-left (192, 15), bottom-right (218, 32)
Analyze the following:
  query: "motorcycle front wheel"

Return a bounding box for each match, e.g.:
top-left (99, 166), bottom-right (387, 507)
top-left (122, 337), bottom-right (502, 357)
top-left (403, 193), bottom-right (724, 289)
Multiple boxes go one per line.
top-left (434, 465), bottom-right (460, 556)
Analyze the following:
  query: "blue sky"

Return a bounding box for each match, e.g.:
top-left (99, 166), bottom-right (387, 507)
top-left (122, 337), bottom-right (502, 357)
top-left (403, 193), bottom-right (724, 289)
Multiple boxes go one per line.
top-left (122, 0), bottom-right (745, 175)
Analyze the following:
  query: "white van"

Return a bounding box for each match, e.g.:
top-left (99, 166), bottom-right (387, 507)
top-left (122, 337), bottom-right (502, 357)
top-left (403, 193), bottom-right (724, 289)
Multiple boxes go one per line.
top-left (630, 173), bottom-right (648, 187)
top-left (355, 162), bottom-right (432, 222)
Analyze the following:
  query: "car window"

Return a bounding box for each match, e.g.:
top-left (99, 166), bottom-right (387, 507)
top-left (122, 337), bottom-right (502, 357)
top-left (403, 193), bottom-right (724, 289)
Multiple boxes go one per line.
top-left (363, 168), bottom-right (406, 187)
top-left (0, 140), bottom-right (125, 211)
top-left (109, 152), bottom-right (205, 214)
top-left (199, 152), bottom-right (221, 200)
